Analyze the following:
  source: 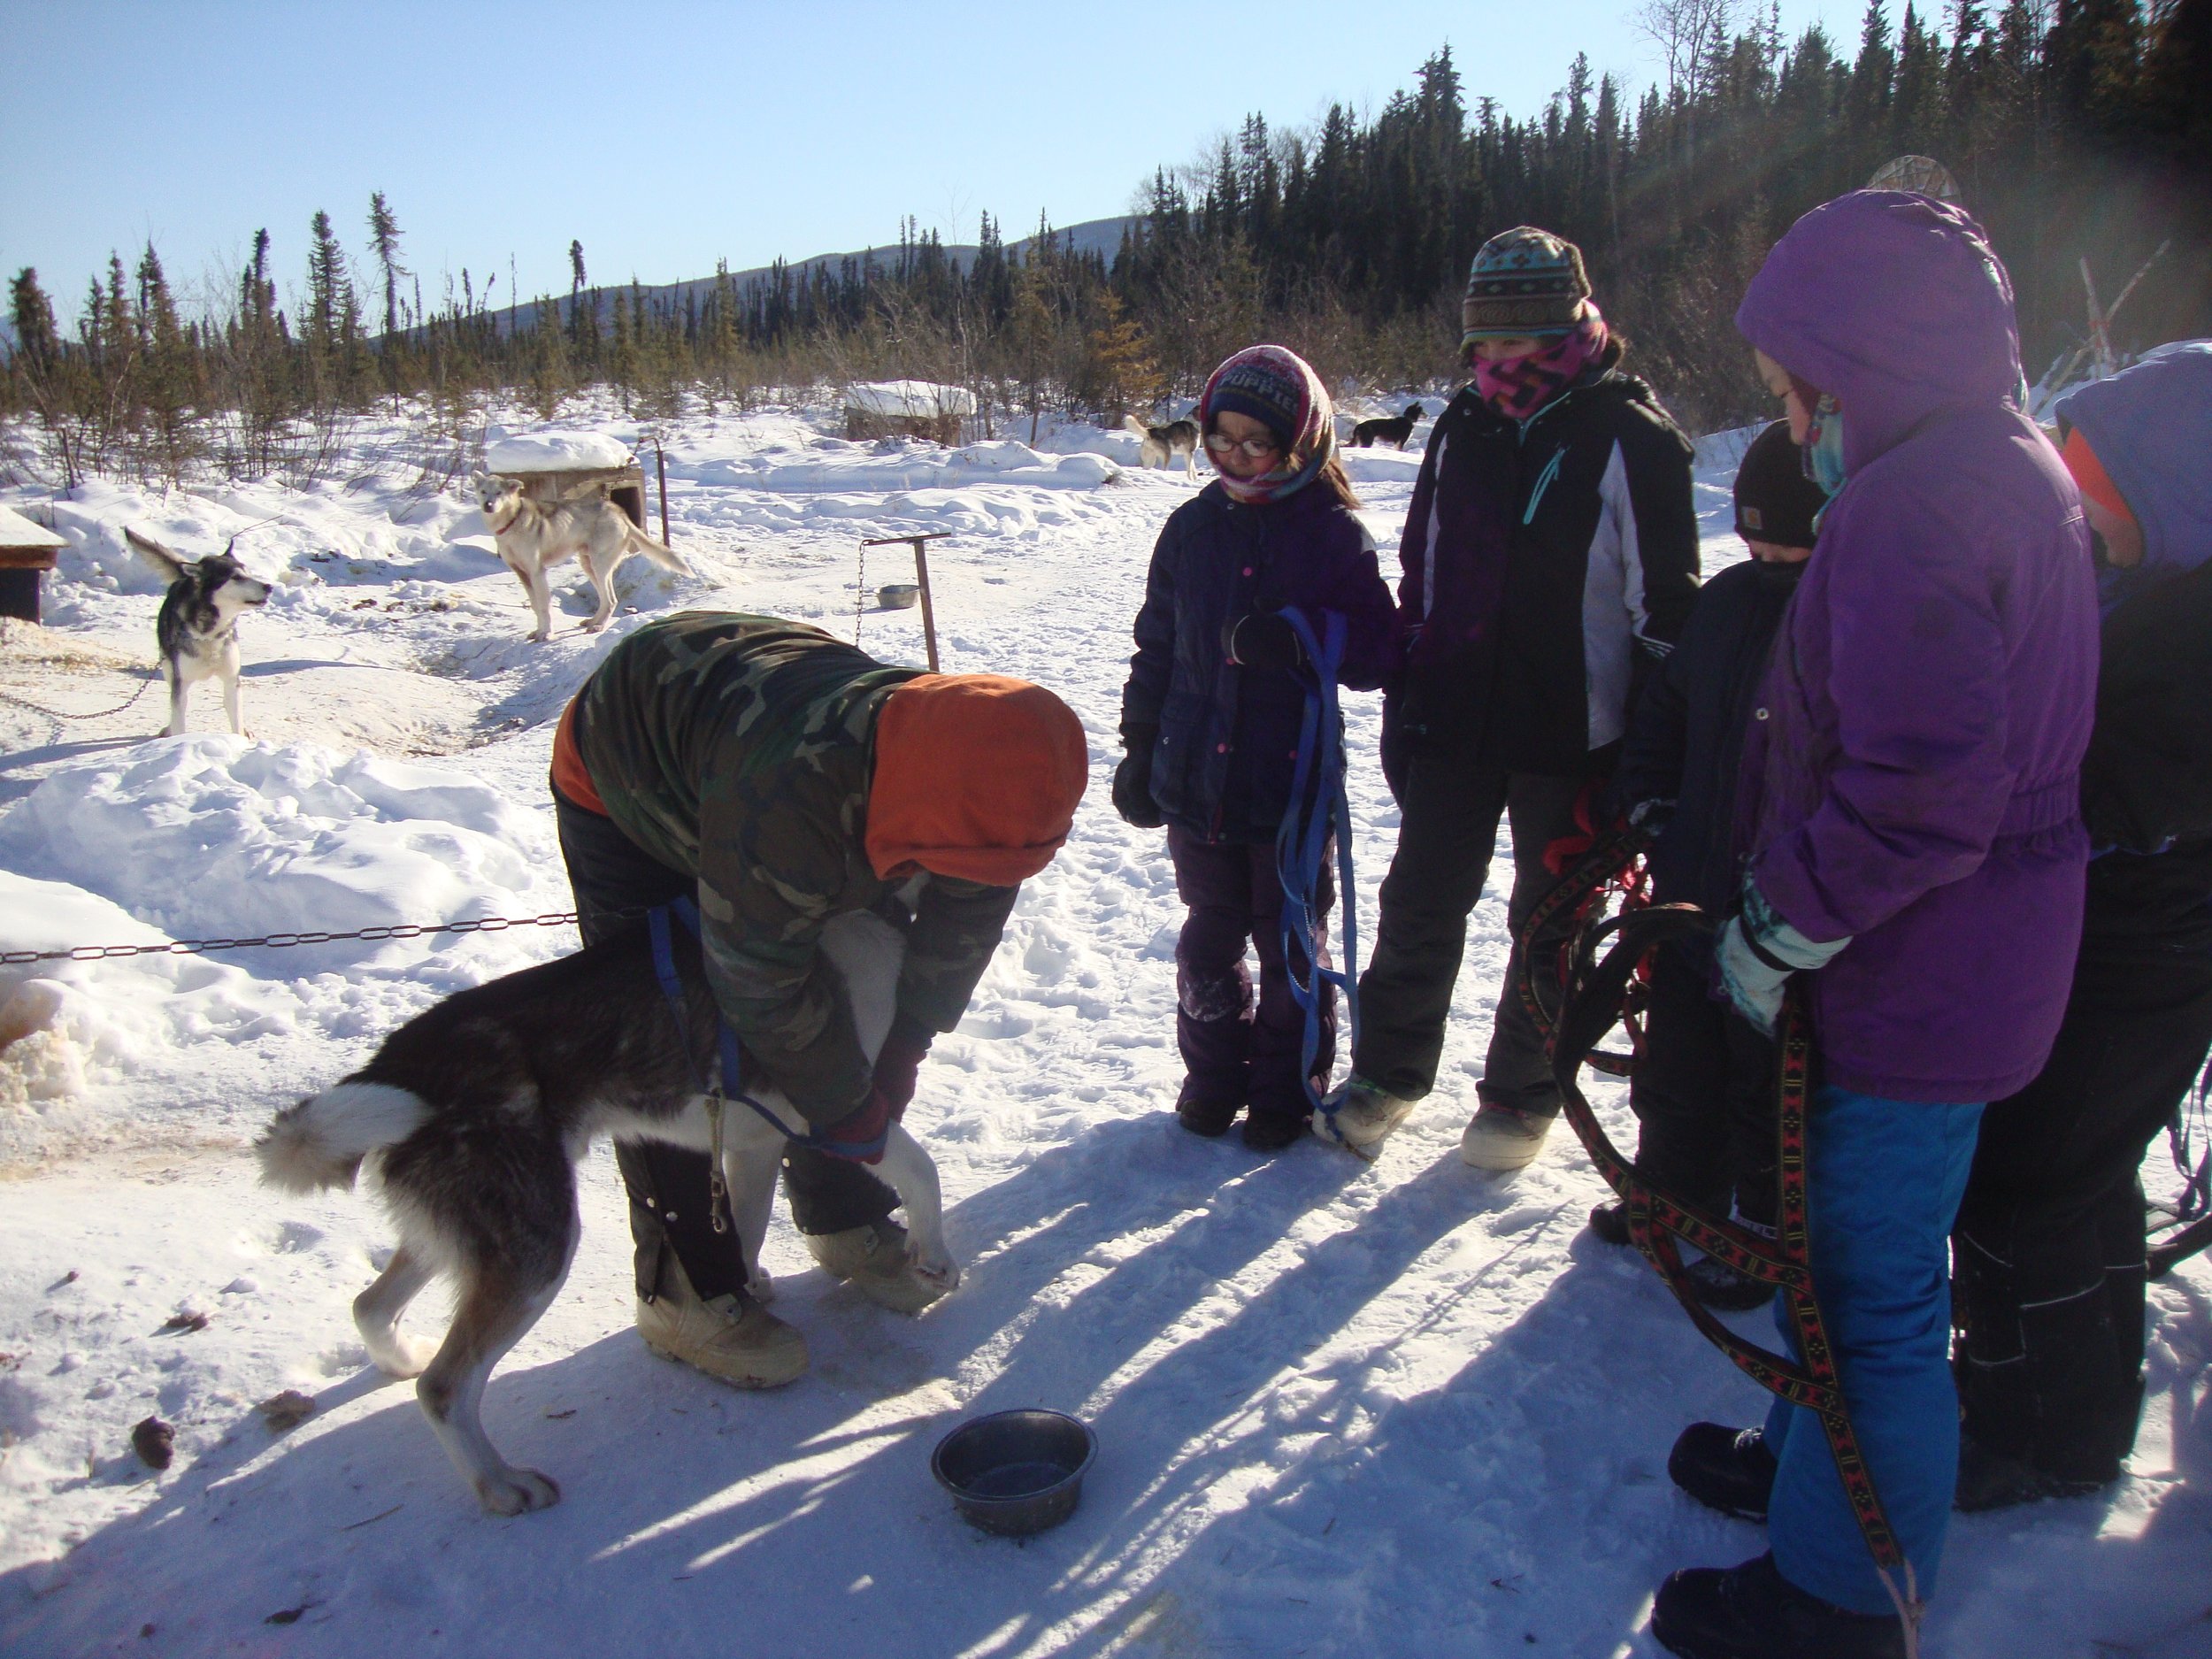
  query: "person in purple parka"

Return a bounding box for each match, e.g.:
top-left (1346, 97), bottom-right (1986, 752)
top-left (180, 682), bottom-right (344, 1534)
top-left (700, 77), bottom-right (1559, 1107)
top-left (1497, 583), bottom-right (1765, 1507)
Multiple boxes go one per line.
top-left (1650, 193), bottom-right (2101, 1658)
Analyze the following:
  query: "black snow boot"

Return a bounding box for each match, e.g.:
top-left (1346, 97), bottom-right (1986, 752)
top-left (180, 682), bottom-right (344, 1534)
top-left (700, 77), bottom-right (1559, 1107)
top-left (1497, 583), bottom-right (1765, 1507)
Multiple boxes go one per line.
top-left (1240, 1110), bottom-right (1310, 1153)
top-left (1175, 1079), bottom-right (1240, 1138)
top-left (1651, 1554), bottom-right (1906, 1659)
top-left (1954, 1433), bottom-right (2107, 1513)
top-left (1683, 1254), bottom-right (1777, 1311)
top-left (1589, 1200), bottom-right (1632, 1245)
top-left (1668, 1423), bottom-right (1777, 1522)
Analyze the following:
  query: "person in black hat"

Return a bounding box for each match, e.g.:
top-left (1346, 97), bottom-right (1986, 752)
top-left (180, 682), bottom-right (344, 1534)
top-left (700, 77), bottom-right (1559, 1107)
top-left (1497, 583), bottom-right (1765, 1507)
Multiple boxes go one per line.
top-left (1594, 419), bottom-right (1833, 1305)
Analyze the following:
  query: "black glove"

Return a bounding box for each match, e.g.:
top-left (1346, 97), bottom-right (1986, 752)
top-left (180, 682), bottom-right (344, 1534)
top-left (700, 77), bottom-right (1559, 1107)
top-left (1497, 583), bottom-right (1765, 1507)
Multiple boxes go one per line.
top-left (1113, 728), bottom-right (1164, 829)
top-left (1220, 612), bottom-right (1304, 672)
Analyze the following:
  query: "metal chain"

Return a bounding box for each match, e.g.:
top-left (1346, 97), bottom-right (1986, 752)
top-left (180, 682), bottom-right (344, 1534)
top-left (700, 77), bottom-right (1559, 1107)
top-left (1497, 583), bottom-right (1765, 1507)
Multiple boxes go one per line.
top-left (0, 675), bottom-right (158, 724)
top-left (1, 909), bottom-right (593, 966)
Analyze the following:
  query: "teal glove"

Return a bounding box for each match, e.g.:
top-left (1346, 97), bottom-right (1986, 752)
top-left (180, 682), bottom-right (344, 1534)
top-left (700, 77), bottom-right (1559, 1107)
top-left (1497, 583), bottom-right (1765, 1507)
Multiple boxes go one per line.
top-left (1715, 878), bottom-right (1849, 1037)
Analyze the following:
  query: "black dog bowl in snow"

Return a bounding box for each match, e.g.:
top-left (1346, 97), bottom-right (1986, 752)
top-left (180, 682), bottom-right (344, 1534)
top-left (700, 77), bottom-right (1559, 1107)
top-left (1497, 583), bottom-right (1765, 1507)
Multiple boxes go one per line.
top-left (878, 582), bottom-right (920, 610)
top-left (932, 1409), bottom-right (1097, 1536)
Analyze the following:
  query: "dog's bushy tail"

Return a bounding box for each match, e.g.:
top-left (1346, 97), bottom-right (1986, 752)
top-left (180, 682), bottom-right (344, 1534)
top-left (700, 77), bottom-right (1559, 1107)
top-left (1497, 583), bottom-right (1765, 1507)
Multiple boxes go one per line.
top-left (626, 526), bottom-right (692, 576)
top-left (1122, 415), bottom-right (1148, 436)
top-left (257, 1081), bottom-right (427, 1194)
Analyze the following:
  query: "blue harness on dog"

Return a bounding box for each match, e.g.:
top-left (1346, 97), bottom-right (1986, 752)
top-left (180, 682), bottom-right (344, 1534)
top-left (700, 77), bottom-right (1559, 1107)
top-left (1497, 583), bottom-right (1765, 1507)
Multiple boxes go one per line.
top-left (645, 900), bottom-right (887, 1231)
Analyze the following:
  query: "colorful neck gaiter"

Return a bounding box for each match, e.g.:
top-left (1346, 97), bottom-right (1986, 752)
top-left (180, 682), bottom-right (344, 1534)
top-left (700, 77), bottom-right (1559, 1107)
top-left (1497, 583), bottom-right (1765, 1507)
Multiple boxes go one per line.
top-left (1471, 305), bottom-right (1609, 422)
top-left (1801, 393), bottom-right (1848, 498)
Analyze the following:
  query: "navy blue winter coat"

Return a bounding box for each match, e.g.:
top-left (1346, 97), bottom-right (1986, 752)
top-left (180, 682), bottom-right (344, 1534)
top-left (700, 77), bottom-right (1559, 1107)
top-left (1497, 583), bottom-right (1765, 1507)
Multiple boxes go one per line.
top-left (1120, 480), bottom-right (1397, 844)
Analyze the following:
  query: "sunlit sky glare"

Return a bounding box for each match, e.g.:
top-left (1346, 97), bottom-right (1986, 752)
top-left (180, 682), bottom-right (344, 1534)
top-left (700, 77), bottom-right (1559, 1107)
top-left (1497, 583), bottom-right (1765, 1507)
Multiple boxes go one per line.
top-left (2, 0), bottom-right (1867, 319)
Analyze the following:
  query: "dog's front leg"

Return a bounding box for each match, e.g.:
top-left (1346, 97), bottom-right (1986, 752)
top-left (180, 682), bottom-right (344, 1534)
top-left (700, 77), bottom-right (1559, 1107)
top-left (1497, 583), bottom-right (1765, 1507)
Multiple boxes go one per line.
top-left (873, 1125), bottom-right (957, 1293)
top-left (723, 1117), bottom-right (781, 1303)
top-left (508, 557), bottom-right (551, 642)
top-left (163, 665), bottom-right (188, 737)
top-left (221, 638), bottom-right (248, 736)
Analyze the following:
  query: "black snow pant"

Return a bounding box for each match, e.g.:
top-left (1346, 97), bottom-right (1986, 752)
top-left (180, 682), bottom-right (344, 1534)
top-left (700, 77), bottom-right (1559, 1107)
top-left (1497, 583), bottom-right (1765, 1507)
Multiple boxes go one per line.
top-left (553, 790), bottom-right (897, 1305)
top-left (1353, 754), bottom-right (1586, 1110)
top-left (1952, 946), bottom-right (2212, 1484)
top-left (1627, 934), bottom-right (1779, 1231)
top-left (1168, 826), bottom-right (1335, 1127)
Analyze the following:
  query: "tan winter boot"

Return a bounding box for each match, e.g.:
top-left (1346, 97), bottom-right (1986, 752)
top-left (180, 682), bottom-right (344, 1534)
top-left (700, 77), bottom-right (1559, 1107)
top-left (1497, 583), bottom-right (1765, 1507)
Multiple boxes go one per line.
top-left (804, 1219), bottom-right (949, 1315)
top-left (1316, 1076), bottom-right (1417, 1154)
top-left (1458, 1102), bottom-right (1554, 1171)
top-left (636, 1256), bottom-right (808, 1387)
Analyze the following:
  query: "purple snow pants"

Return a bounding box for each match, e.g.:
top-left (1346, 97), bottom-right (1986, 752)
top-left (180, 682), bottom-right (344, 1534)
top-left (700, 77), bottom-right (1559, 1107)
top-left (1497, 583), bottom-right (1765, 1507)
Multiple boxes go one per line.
top-left (1169, 826), bottom-right (1335, 1125)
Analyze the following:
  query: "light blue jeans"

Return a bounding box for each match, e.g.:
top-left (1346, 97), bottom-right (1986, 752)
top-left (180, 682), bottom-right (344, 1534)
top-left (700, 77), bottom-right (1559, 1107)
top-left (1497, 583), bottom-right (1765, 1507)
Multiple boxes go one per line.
top-left (1764, 1086), bottom-right (1985, 1616)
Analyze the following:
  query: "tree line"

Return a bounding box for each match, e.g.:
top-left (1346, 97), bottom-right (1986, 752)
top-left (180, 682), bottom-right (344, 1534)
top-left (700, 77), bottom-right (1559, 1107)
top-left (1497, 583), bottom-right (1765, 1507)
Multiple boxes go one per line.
top-left (5, 0), bottom-right (2206, 488)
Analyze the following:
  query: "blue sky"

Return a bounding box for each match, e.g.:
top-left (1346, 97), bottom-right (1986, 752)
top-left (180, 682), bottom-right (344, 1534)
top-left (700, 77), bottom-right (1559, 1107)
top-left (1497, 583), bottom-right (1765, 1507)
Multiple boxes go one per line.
top-left (2, 0), bottom-right (1866, 319)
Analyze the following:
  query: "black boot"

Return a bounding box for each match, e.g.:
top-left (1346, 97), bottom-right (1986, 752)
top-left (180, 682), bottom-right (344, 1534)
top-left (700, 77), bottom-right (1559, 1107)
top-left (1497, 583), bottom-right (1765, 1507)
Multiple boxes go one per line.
top-left (1954, 1432), bottom-right (2107, 1513)
top-left (1683, 1254), bottom-right (1777, 1311)
top-left (1175, 1078), bottom-right (1239, 1137)
top-left (1589, 1200), bottom-right (1632, 1245)
top-left (1240, 1110), bottom-right (1310, 1153)
top-left (1651, 1553), bottom-right (1905, 1659)
top-left (1668, 1423), bottom-right (1777, 1522)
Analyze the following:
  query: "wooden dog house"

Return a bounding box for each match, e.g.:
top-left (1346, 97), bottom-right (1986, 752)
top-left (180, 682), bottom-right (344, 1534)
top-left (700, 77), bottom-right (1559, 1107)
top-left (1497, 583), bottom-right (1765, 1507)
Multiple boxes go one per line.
top-left (0, 506), bottom-right (67, 624)
top-left (843, 380), bottom-right (975, 447)
top-left (486, 434), bottom-right (648, 529)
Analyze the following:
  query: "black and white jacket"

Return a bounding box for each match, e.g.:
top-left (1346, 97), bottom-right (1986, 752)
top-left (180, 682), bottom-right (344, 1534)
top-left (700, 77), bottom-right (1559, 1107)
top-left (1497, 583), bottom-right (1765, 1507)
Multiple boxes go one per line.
top-left (1391, 356), bottom-right (1701, 776)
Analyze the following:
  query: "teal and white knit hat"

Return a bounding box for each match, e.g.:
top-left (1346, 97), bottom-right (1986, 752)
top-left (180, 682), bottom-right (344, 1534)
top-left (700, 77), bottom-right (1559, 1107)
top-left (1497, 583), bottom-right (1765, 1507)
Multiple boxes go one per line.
top-left (1461, 227), bottom-right (1592, 347)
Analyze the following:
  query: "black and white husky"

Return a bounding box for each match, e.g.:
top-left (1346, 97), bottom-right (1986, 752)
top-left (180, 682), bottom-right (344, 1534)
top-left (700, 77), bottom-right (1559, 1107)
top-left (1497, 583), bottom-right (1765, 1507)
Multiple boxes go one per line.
top-left (124, 527), bottom-right (272, 736)
top-left (1123, 414), bottom-right (1203, 480)
top-left (257, 908), bottom-right (955, 1516)
top-left (478, 474), bottom-right (691, 641)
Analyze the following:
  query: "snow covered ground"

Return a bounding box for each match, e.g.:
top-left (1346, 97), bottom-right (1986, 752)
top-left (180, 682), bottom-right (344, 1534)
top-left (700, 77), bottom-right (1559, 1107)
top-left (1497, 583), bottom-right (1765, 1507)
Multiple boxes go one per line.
top-left (0, 399), bottom-right (2204, 1658)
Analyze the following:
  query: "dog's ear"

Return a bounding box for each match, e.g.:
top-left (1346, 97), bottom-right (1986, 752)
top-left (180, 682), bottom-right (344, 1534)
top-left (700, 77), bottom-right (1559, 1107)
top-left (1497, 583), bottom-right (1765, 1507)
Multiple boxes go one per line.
top-left (124, 526), bottom-right (188, 584)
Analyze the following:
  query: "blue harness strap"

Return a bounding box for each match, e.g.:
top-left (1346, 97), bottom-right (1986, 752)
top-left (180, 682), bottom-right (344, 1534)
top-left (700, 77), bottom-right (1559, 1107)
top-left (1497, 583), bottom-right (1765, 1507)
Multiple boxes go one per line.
top-left (1271, 607), bottom-right (1362, 1142)
top-left (646, 900), bottom-right (886, 1161)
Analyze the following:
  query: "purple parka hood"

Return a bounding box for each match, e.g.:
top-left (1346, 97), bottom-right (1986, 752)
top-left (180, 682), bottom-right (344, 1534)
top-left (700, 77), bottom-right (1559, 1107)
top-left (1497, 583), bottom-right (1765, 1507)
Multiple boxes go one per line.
top-left (1730, 190), bottom-right (2100, 1105)
top-left (1736, 190), bottom-right (2022, 474)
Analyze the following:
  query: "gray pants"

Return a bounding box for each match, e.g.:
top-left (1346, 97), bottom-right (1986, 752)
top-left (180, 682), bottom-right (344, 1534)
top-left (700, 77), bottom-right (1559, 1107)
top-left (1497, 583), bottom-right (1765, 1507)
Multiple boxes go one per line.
top-left (1353, 756), bottom-right (1588, 1110)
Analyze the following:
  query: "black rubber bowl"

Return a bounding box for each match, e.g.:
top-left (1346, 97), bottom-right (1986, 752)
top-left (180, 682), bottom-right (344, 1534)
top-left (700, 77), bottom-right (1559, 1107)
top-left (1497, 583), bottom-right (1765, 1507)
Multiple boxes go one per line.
top-left (931, 1409), bottom-right (1097, 1536)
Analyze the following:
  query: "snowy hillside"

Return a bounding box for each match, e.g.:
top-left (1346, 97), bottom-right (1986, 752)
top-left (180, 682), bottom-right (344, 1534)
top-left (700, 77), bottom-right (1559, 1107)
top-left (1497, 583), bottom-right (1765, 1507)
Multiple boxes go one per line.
top-left (0, 400), bottom-right (2204, 1659)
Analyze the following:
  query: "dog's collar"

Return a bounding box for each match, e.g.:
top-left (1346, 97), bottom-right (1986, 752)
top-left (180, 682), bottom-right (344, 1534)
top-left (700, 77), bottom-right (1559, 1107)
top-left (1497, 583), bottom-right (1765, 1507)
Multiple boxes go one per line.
top-left (485, 495), bottom-right (525, 533)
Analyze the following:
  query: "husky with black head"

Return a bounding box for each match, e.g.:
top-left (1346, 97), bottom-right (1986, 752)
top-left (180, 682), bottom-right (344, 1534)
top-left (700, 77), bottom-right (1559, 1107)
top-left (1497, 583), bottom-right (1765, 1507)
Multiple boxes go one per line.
top-left (125, 527), bottom-right (272, 737)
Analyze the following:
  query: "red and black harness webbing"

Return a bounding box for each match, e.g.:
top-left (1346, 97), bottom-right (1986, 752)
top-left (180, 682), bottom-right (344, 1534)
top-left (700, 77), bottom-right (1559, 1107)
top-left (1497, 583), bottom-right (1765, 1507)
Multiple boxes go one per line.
top-left (1523, 834), bottom-right (1917, 1617)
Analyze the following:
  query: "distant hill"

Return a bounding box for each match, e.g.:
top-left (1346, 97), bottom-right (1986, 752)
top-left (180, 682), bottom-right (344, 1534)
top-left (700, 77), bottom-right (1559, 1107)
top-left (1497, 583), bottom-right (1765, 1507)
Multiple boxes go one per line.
top-left (503, 213), bottom-right (1138, 334)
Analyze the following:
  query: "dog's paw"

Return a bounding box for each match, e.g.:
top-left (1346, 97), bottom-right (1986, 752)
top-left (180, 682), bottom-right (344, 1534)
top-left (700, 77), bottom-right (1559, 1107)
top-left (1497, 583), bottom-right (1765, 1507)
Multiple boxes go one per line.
top-left (745, 1270), bottom-right (776, 1304)
top-left (474, 1466), bottom-right (561, 1517)
top-left (912, 1256), bottom-right (960, 1294)
top-left (365, 1333), bottom-right (438, 1379)
top-left (526, 629), bottom-right (550, 643)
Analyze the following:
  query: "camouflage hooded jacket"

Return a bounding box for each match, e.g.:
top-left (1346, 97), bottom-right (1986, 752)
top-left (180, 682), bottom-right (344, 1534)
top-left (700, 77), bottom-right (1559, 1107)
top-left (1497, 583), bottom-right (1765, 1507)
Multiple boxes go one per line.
top-left (573, 612), bottom-right (1019, 1126)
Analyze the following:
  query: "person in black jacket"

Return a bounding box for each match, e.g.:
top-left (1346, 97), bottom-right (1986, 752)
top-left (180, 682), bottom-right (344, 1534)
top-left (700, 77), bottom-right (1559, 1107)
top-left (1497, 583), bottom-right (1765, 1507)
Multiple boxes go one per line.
top-left (1325, 227), bottom-right (1701, 1165)
top-left (1116, 346), bottom-right (1397, 1150)
top-left (1594, 420), bottom-right (1832, 1310)
top-left (1952, 342), bottom-right (2212, 1509)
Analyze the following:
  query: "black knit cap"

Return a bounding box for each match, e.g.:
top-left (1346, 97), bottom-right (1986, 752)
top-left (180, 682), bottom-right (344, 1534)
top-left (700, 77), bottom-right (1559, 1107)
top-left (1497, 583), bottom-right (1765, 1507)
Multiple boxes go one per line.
top-left (1733, 420), bottom-right (1830, 549)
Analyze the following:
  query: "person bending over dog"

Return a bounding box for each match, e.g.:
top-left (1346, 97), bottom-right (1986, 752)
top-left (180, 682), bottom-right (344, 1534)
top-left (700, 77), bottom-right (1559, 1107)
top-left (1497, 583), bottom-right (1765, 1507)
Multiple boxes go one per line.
top-left (549, 612), bottom-right (1087, 1386)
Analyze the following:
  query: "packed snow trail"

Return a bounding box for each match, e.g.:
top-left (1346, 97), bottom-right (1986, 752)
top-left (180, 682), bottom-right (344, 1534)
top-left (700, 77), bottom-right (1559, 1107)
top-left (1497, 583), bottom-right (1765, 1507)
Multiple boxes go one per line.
top-left (1, 403), bottom-right (2204, 1658)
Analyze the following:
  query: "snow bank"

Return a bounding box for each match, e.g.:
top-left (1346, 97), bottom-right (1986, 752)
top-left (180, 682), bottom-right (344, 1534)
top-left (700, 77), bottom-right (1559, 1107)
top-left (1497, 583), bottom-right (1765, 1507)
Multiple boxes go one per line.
top-left (487, 432), bottom-right (634, 472)
top-left (698, 440), bottom-right (1115, 495)
top-left (0, 739), bottom-right (551, 972)
top-left (845, 380), bottom-right (978, 418)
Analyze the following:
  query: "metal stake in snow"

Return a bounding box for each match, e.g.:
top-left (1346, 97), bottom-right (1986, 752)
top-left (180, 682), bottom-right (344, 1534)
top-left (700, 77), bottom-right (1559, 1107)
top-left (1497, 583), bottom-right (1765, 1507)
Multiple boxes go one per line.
top-left (861, 533), bottom-right (949, 672)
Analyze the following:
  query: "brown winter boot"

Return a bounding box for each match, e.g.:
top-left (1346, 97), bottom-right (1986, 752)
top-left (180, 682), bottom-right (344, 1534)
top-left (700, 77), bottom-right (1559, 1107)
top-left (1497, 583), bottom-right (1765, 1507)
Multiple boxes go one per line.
top-left (636, 1256), bottom-right (808, 1388)
top-left (804, 1218), bottom-right (950, 1314)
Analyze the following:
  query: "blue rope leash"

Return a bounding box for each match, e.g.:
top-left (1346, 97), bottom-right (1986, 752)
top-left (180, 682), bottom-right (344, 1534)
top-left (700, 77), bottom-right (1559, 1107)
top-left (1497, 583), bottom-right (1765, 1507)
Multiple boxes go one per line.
top-left (1271, 607), bottom-right (1363, 1146)
top-left (646, 900), bottom-right (886, 1161)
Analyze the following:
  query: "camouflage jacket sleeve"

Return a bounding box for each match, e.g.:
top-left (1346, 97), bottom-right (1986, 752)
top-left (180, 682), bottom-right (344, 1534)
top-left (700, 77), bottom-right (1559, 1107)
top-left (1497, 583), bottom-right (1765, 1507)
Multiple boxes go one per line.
top-left (896, 876), bottom-right (1019, 1038)
top-left (695, 759), bottom-right (875, 1129)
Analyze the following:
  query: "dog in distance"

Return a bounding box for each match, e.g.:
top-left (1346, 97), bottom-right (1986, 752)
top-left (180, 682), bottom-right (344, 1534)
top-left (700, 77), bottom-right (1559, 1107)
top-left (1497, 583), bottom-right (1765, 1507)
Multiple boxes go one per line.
top-left (1123, 414), bottom-right (1203, 480)
top-left (477, 474), bottom-right (690, 641)
top-left (256, 908), bottom-right (955, 1516)
top-left (1349, 403), bottom-right (1425, 449)
top-left (124, 526), bottom-right (272, 737)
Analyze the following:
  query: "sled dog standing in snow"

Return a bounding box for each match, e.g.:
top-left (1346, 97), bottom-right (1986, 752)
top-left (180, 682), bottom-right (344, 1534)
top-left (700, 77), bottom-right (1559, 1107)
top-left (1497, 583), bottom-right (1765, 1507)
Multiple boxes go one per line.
top-left (1124, 414), bottom-right (1203, 480)
top-left (124, 526), bottom-right (272, 737)
top-left (257, 908), bottom-right (956, 1516)
top-left (477, 474), bottom-right (690, 641)
top-left (1349, 403), bottom-right (1425, 449)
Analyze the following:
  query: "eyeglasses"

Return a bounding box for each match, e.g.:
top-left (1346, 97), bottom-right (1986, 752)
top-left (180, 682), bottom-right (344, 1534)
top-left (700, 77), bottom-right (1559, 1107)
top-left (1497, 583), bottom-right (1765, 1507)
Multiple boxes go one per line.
top-left (1204, 432), bottom-right (1281, 459)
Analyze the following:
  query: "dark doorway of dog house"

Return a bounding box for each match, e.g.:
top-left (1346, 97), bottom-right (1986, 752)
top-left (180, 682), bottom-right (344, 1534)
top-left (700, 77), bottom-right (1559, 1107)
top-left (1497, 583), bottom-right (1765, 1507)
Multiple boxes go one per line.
top-left (0, 507), bottom-right (66, 624)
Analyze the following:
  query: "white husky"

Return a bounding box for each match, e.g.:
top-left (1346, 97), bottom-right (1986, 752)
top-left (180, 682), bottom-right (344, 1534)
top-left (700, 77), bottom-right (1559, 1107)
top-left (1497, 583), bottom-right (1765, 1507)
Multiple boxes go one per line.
top-left (477, 475), bottom-right (691, 641)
